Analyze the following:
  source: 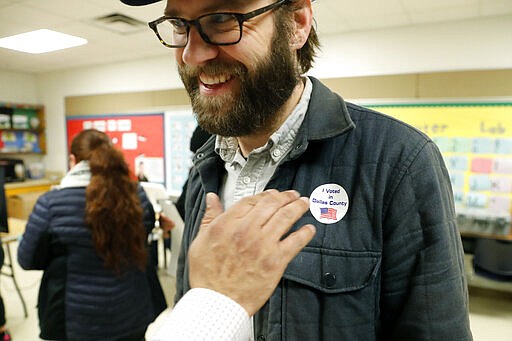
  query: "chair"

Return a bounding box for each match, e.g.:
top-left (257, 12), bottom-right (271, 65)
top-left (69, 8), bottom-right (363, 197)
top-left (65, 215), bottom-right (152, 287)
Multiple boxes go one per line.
top-left (139, 182), bottom-right (170, 268)
top-left (139, 182), bottom-right (169, 214)
top-left (1, 219), bottom-right (28, 318)
top-left (159, 199), bottom-right (184, 278)
top-left (473, 238), bottom-right (512, 282)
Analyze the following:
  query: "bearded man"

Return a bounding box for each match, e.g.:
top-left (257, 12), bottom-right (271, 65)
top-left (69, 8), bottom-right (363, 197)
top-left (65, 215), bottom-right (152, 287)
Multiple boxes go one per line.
top-left (126, 0), bottom-right (472, 340)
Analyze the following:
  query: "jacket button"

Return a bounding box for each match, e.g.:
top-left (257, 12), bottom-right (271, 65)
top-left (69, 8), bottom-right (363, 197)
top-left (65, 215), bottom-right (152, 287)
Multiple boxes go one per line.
top-left (323, 272), bottom-right (336, 288)
top-left (257, 336), bottom-right (266, 341)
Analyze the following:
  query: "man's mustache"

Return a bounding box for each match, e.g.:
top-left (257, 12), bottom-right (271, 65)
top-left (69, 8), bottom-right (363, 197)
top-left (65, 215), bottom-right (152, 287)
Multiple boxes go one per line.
top-left (179, 61), bottom-right (246, 79)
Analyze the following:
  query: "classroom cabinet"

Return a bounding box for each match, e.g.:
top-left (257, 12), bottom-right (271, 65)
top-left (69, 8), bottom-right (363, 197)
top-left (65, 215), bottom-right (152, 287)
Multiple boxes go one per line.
top-left (0, 102), bottom-right (46, 154)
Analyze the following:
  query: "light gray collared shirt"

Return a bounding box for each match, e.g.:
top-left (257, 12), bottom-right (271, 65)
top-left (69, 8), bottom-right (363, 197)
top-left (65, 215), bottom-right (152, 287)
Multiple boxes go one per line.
top-left (215, 77), bottom-right (313, 210)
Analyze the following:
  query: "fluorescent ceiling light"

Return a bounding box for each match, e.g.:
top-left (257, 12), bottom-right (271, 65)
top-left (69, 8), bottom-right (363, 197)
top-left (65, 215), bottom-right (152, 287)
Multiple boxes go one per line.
top-left (0, 29), bottom-right (87, 54)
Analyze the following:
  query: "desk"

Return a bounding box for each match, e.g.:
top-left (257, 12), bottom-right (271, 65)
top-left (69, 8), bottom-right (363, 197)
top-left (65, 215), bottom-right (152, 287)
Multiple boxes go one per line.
top-left (5, 178), bottom-right (60, 220)
top-left (1, 218), bottom-right (27, 318)
top-left (4, 178), bottom-right (60, 197)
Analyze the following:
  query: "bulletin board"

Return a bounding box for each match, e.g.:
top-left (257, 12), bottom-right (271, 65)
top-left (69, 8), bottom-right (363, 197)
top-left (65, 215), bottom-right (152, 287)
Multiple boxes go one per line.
top-left (66, 113), bottom-right (165, 183)
top-left (365, 102), bottom-right (512, 238)
top-left (164, 109), bottom-right (198, 196)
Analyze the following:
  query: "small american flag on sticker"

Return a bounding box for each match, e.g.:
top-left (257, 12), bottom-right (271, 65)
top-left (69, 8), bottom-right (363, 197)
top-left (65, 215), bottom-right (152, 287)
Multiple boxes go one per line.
top-left (320, 207), bottom-right (337, 220)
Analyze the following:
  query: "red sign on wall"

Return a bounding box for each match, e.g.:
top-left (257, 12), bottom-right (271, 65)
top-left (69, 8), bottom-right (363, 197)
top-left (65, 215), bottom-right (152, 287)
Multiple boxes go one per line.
top-left (66, 113), bottom-right (165, 182)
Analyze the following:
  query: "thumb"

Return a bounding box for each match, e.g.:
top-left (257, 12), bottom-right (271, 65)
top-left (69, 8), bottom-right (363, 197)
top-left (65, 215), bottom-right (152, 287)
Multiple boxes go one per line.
top-left (201, 192), bottom-right (224, 228)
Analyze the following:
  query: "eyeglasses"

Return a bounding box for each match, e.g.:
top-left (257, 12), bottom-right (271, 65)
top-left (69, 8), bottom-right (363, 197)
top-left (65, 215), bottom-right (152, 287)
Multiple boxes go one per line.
top-left (148, 0), bottom-right (287, 48)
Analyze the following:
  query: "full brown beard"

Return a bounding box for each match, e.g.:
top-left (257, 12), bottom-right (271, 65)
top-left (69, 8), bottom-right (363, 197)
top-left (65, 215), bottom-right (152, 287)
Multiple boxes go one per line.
top-left (178, 25), bottom-right (300, 137)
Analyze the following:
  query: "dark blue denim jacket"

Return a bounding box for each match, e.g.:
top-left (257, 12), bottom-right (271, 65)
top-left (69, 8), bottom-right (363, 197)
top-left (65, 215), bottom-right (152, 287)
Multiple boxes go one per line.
top-left (176, 77), bottom-right (473, 340)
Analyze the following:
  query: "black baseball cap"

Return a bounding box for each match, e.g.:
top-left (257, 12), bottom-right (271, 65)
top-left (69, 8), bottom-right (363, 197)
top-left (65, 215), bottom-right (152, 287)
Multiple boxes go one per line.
top-left (120, 0), bottom-right (162, 5)
top-left (120, 0), bottom-right (315, 6)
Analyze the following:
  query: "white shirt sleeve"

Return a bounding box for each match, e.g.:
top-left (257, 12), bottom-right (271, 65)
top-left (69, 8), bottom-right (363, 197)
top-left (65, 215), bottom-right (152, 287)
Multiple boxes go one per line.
top-left (149, 288), bottom-right (252, 341)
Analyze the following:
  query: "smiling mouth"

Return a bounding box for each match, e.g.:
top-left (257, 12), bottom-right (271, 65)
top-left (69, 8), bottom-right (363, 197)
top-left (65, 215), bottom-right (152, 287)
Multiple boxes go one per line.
top-left (199, 73), bottom-right (233, 87)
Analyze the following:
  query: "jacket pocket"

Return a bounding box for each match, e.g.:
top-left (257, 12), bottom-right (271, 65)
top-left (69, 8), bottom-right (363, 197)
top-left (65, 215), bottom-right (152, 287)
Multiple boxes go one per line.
top-left (283, 247), bottom-right (381, 293)
top-left (281, 248), bottom-right (381, 340)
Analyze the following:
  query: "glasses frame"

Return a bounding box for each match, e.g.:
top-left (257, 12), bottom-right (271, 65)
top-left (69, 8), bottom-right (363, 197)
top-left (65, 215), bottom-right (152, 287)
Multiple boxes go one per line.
top-left (148, 0), bottom-right (288, 48)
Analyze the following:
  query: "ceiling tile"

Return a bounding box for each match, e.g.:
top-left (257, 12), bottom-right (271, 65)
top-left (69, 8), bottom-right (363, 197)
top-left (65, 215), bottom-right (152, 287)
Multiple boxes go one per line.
top-left (22, 0), bottom-right (111, 21)
top-left (408, 6), bottom-right (480, 24)
top-left (313, 1), bottom-right (354, 34)
top-left (346, 13), bottom-right (411, 31)
top-left (0, 0), bottom-right (509, 74)
top-left (401, 0), bottom-right (479, 12)
top-left (480, 0), bottom-right (512, 16)
top-left (0, 0), bottom-right (25, 7)
top-left (0, 17), bottom-right (26, 38)
top-left (0, 3), bottom-right (69, 32)
top-left (335, 0), bottom-right (405, 17)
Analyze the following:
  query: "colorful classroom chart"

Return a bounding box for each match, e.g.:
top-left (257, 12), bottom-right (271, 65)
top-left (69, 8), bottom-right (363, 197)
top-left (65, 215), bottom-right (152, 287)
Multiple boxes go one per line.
top-left (366, 103), bottom-right (512, 237)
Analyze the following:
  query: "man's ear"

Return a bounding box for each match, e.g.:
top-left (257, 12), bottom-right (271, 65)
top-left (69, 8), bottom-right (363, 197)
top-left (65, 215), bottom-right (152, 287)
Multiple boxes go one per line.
top-left (291, 0), bottom-right (313, 50)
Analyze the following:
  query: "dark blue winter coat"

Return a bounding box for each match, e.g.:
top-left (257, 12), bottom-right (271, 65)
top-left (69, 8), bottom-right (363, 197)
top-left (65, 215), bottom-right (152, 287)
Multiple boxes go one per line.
top-left (18, 185), bottom-right (158, 340)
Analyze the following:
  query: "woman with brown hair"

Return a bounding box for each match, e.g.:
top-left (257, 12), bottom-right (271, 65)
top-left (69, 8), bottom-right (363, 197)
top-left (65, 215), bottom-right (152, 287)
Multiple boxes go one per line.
top-left (18, 129), bottom-right (164, 340)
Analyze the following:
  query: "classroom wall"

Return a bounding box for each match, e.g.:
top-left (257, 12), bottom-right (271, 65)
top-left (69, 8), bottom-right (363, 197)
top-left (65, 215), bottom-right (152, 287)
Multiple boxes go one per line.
top-left (321, 70), bottom-right (512, 100)
top-left (34, 56), bottom-right (184, 171)
top-left (0, 69), bottom-right (38, 104)
top-left (311, 14), bottom-right (512, 79)
top-left (1, 14), bottom-right (511, 173)
top-left (67, 69), bottom-right (512, 113)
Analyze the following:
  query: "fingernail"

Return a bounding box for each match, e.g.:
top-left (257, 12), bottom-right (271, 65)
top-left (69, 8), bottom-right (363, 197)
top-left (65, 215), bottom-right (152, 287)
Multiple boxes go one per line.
top-left (300, 197), bottom-right (310, 204)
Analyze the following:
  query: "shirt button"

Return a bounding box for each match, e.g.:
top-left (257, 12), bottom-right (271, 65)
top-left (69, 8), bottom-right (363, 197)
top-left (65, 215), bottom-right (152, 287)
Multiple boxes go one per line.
top-left (243, 176), bottom-right (251, 184)
top-left (257, 336), bottom-right (266, 341)
top-left (323, 272), bottom-right (337, 288)
top-left (272, 149), bottom-right (282, 157)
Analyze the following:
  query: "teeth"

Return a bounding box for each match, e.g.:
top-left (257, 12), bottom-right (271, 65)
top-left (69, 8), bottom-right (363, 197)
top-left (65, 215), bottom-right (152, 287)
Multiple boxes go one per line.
top-left (200, 74), bottom-right (231, 85)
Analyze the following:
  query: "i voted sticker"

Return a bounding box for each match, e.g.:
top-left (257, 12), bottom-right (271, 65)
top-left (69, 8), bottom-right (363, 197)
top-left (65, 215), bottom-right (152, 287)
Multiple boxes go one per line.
top-left (309, 184), bottom-right (349, 224)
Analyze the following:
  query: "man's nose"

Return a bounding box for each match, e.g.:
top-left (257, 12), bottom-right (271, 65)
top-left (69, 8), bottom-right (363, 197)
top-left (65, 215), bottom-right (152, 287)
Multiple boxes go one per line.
top-left (181, 27), bottom-right (219, 66)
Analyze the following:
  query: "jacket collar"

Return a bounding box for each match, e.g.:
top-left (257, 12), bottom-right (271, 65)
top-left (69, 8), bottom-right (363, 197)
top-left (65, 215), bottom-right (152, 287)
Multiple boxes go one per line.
top-left (193, 77), bottom-right (355, 164)
top-left (287, 76), bottom-right (355, 159)
top-left (305, 77), bottom-right (355, 140)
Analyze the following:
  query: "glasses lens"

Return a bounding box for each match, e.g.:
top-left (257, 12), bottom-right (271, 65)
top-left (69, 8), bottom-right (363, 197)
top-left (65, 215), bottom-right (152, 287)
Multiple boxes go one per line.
top-left (157, 18), bottom-right (188, 47)
top-left (198, 13), bottom-right (241, 44)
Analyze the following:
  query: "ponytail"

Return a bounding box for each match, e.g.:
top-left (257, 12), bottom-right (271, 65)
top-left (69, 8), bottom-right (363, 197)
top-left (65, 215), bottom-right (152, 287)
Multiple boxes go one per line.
top-left (72, 129), bottom-right (147, 273)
